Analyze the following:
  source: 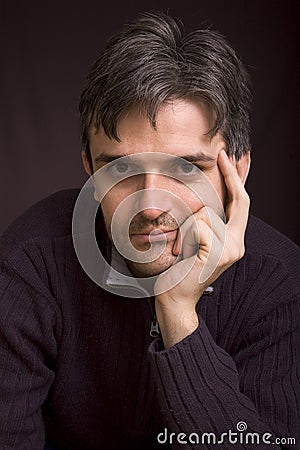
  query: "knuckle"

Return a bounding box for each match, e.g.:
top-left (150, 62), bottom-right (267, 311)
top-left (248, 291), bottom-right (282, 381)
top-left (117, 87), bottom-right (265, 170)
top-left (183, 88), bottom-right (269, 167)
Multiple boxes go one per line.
top-left (243, 191), bottom-right (250, 206)
top-left (235, 244), bottom-right (245, 260)
top-left (240, 245), bottom-right (246, 258)
top-left (220, 251), bottom-right (231, 266)
top-left (236, 190), bottom-right (250, 204)
top-left (220, 237), bottom-right (246, 266)
top-left (236, 247), bottom-right (245, 260)
top-left (228, 244), bottom-right (245, 263)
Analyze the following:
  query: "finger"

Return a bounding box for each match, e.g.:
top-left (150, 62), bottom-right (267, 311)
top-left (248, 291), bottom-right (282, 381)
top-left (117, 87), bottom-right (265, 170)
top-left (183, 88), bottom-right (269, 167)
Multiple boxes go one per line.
top-left (173, 206), bottom-right (226, 259)
top-left (154, 253), bottom-right (200, 296)
top-left (218, 150), bottom-right (245, 201)
top-left (172, 228), bottom-right (182, 256)
top-left (181, 206), bottom-right (227, 261)
top-left (218, 150), bottom-right (250, 234)
top-left (182, 218), bottom-right (211, 260)
top-left (156, 229), bottom-right (224, 295)
top-left (192, 208), bottom-right (225, 283)
top-left (172, 207), bottom-right (211, 256)
top-left (205, 206), bottom-right (226, 244)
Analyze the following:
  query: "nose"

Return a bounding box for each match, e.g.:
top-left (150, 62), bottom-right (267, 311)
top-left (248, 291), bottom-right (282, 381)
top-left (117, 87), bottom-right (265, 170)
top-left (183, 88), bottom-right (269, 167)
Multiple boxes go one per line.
top-left (137, 173), bottom-right (173, 221)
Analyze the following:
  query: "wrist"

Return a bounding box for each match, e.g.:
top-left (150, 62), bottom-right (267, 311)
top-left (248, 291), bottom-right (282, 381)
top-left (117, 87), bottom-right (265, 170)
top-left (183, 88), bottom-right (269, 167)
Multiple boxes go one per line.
top-left (155, 297), bottom-right (196, 317)
top-left (155, 292), bottom-right (201, 314)
top-left (155, 298), bottom-right (199, 348)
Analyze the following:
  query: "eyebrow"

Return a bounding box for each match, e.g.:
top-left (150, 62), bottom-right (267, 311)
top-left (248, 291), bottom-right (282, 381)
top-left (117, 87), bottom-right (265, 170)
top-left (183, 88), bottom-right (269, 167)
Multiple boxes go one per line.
top-left (180, 153), bottom-right (215, 163)
top-left (95, 153), bottom-right (127, 164)
top-left (94, 151), bottom-right (215, 164)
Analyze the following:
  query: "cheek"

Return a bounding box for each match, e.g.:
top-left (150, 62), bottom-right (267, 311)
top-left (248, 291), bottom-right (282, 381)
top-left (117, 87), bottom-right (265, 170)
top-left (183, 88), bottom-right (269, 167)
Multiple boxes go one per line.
top-left (99, 181), bottom-right (140, 236)
top-left (202, 170), bottom-right (226, 205)
top-left (214, 173), bottom-right (226, 205)
top-left (101, 196), bottom-right (113, 223)
top-left (176, 171), bottom-right (226, 215)
top-left (100, 190), bottom-right (125, 234)
top-left (179, 188), bottom-right (204, 213)
top-left (166, 181), bottom-right (204, 217)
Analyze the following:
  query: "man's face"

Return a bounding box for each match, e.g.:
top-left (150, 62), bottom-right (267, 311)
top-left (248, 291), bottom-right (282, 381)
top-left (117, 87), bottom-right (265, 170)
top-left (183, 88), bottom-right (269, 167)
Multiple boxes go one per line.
top-left (88, 98), bottom-right (227, 277)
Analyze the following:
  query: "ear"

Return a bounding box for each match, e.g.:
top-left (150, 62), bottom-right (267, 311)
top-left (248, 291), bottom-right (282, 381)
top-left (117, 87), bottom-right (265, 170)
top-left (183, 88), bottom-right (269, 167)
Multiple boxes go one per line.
top-left (81, 150), bottom-right (92, 176)
top-left (236, 151), bottom-right (251, 185)
top-left (81, 151), bottom-right (100, 202)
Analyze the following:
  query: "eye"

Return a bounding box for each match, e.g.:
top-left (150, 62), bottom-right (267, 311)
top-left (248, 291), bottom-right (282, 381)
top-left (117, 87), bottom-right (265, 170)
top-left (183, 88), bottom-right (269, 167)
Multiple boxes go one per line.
top-left (174, 161), bottom-right (200, 176)
top-left (163, 159), bottom-right (201, 180)
top-left (180, 163), bottom-right (196, 174)
top-left (114, 162), bottom-right (129, 173)
top-left (104, 160), bottom-right (139, 179)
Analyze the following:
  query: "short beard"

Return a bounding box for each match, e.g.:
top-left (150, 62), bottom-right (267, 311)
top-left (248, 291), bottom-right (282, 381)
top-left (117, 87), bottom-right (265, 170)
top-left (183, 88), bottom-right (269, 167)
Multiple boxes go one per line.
top-left (125, 245), bottom-right (177, 278)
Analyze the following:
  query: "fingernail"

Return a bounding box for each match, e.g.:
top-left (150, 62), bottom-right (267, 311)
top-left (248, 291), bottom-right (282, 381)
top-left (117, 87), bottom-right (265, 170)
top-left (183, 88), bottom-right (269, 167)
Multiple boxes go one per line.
top-left (172, 233), bottom-right (181, 256)
top-left (222, 149), bottom-right (228, 158)
top-left (172, 239), bottom-right (179, 255)
top-left (228, 154), bottom-right (236, 166)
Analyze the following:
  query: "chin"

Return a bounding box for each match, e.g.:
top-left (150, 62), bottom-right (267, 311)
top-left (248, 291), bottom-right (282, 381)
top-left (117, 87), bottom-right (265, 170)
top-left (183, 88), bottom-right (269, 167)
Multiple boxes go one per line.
top-left (126, 251), bottom-right (177, 278)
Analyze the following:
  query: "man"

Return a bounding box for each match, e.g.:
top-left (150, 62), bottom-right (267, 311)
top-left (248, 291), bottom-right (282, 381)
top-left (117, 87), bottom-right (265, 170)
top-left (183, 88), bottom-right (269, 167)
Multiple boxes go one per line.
top-left (0, 12), bottom-right (299, 450)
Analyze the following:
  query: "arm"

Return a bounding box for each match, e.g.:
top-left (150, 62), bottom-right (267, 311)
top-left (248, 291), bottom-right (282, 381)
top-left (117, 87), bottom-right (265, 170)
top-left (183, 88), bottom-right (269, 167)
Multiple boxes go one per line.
top-left (148, 256), bottom-right (299, 449)
top-left (149, 150), bottom-right (299, 448)
top-left (0, 259), bottom-right (60, 449)
top-left (154, 149), bottom-right (249, 348)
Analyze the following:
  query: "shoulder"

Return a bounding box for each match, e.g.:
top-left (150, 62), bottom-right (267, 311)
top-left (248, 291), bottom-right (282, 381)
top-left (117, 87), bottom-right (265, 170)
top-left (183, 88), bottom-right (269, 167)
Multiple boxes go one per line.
top-left (245, 214), bottom-right (300, 287)
top-left (0, 189), bottom-right (80, 262)
top-left (214, 216), bottom-right (300, 330)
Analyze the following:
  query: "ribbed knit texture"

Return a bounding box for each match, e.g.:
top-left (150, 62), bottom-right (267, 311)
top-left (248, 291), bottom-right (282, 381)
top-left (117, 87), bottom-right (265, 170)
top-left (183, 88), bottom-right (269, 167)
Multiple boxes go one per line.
top-left (0, 190), bottom-right (299, 450)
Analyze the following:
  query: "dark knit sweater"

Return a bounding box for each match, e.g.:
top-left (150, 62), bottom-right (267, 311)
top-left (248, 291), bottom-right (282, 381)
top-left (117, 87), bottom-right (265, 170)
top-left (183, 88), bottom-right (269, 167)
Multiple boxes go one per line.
top-left (0, 189), bottom-right (299, 450)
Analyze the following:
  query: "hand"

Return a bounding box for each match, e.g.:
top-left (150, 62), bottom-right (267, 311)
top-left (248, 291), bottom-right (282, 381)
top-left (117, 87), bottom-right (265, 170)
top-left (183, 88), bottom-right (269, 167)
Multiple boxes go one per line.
top-left (154, 149), bottom-right (250, 347)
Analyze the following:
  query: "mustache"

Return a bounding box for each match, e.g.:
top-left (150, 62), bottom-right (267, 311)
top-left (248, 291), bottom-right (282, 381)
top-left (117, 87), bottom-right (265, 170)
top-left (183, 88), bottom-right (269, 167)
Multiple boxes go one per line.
top-left (129, 212), bottom-right (179, 233)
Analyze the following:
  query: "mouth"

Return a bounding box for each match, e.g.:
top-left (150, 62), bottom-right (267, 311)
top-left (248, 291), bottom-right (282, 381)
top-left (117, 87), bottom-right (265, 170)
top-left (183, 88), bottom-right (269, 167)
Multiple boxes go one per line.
top-left (130, 228), bottom-right (178, 244)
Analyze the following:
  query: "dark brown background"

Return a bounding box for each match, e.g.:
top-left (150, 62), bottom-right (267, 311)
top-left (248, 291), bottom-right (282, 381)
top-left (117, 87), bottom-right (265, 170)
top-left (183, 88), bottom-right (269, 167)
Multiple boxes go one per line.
top-left (1, 0), bottom-right (299, 244)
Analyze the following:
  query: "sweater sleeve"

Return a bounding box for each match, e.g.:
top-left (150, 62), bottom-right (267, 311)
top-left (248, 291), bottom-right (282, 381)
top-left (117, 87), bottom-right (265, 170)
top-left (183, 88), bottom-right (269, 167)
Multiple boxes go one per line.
top-left (0, 260), bottom-right (61, 450)
top-left (148, 256), bottom-right (299, 449)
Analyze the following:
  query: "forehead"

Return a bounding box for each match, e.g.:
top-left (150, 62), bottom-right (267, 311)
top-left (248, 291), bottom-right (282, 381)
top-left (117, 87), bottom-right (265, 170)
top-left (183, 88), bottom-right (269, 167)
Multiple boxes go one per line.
top-left (90, 98), bottom-right (217, 156)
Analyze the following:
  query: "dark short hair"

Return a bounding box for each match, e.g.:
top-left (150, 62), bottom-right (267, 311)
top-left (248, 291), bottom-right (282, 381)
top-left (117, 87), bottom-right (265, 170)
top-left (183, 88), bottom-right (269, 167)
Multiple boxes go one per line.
top-left (79, 11), bottom-right (252, 164)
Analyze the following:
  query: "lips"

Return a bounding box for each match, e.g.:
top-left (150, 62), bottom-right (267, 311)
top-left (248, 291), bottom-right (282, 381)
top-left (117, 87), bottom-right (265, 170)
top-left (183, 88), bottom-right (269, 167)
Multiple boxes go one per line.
top-left (130, 228), bottom-right (178, 243)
